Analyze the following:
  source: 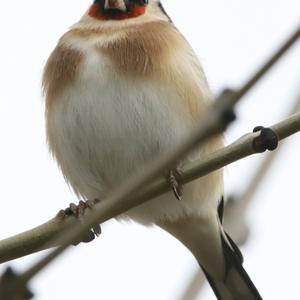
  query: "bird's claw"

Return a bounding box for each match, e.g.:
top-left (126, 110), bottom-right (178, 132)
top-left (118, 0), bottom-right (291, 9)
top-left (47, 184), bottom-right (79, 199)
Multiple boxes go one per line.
top-left (57, 198), bottom-right (102, 242)
top-left (167, 168), bottom-right (183, 201)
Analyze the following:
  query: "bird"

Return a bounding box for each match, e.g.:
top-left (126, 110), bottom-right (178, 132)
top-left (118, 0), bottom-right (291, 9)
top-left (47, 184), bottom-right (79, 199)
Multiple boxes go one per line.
top-left (43, 0), bottom-right (262, 299)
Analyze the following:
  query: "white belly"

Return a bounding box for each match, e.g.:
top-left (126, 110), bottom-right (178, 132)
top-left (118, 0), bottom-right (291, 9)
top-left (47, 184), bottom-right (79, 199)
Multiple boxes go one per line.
top-left (47, 51), bottom-right (222, 224)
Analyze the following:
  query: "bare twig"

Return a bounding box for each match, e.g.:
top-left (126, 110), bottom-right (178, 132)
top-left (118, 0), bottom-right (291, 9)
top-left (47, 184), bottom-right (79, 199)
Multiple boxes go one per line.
top-left (224, 89), bottom-right (300, 245)
top-left (0, 218), bottom-right (75, 264)
top-left (178, 90), bottom-right (300, 300)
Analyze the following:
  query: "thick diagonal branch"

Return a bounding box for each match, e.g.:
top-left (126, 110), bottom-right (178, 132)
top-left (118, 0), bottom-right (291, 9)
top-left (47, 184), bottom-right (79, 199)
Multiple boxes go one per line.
top-left (0, 112), bottom-right (299, 265)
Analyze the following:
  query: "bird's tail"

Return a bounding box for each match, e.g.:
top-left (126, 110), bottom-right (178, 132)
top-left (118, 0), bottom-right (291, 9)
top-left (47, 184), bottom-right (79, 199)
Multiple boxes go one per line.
top-left (159, 216), bottom-right (262, 300)
top-left (202, 232), bottom-right (262, 300)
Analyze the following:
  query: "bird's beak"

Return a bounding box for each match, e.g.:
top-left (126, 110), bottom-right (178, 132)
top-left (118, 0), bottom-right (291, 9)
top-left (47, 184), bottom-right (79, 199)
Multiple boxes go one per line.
top-left (104, 0), bottom-right (127, 12)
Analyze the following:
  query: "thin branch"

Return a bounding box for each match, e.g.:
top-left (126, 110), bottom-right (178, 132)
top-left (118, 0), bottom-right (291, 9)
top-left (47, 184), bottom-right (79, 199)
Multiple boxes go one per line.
top-left (0, 23), bottom-right (299, 300)
top-left (0, 218), bottom-right (75, 264)
top-left (178, 89), bottom-right (300, 300)
top-left (224, 89), bottom-right (300, 245)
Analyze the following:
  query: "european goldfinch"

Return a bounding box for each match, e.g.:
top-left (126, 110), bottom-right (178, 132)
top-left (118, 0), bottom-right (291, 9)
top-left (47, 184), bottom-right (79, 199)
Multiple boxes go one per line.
top-left (43, 1), bottom-right (262, 299)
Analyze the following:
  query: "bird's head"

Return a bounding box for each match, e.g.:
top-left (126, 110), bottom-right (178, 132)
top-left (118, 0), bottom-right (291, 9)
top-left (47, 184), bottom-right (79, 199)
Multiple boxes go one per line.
top-left (89, 0), bottom-right (150, 20)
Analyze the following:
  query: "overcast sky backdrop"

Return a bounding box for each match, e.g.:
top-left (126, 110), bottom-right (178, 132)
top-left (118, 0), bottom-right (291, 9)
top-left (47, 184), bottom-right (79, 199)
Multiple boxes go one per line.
top-left (0, 1), bottom-right (299, 299)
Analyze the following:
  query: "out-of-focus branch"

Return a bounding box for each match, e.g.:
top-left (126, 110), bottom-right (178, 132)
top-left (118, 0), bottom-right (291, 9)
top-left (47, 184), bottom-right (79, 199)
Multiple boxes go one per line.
top-left (178, 88), bottom-right (300, 300)
top-left (224, 88), bottom-right (300, 245)
top-left (0, 87), bottom-right (234, 268)
top-left (0, 91), bottom-right (235, 299)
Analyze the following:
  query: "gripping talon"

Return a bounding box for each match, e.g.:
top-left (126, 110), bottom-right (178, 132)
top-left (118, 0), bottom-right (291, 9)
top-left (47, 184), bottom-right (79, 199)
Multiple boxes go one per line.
top-left (167, 168), bottom-right (183, 201)
top-left (58, 199), bottom-right (102, 241)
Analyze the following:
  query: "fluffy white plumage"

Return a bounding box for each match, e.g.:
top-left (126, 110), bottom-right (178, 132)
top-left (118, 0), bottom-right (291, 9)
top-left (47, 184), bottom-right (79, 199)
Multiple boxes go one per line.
top-left (43, 1), bottom-right (261, 299)
top-left (46, 27), bottom-right (223, 224)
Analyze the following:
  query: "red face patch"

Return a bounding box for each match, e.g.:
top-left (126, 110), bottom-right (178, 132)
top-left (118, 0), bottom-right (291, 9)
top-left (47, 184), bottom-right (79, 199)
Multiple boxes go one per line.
top-left (88, 3), bottom-right (146, 20)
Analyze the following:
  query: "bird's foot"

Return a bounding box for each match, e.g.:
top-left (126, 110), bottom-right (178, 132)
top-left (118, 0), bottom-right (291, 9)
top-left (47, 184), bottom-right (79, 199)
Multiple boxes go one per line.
top-left (57, 199), bottom-right (101, 243)
top-left (166, 167), bottom-right (183, 201)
